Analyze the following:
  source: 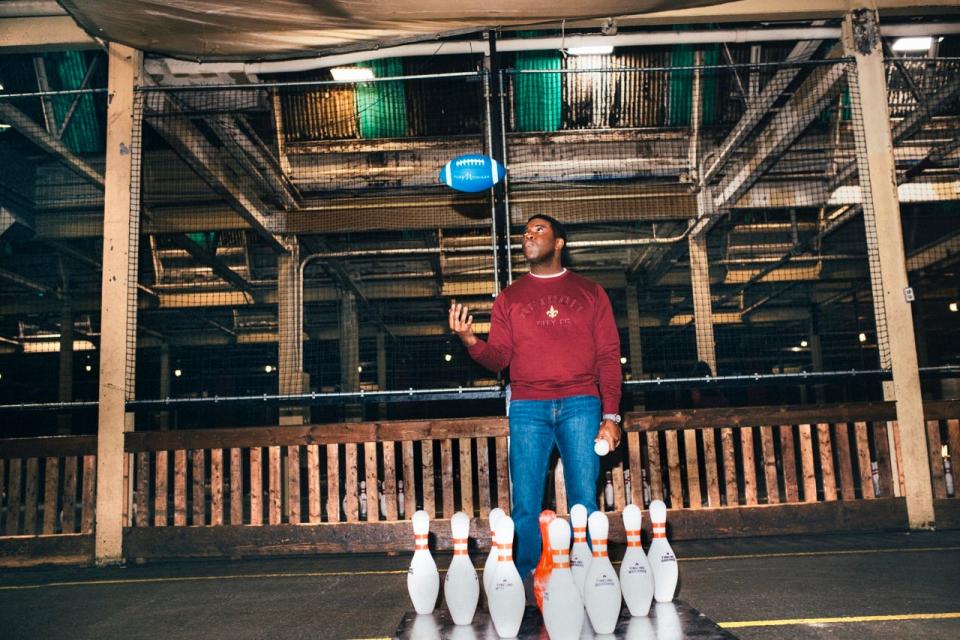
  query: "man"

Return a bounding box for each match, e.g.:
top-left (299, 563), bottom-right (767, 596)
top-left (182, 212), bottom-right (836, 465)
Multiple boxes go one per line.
top-left (448, 214), bottom-right (622, 581)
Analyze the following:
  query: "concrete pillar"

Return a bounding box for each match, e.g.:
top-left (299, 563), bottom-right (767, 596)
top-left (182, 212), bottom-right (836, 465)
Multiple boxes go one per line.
top-left (277, 235), bottom-right (305, 425)
top-left (688, 232), bottom-right (717, 376)
top-left (95, 43), bottom-right (142, 564)
top-left (57, 301), bottom-right (73, 434)
top-left (843, 10), bottom-right (934, 528)
top-left (340, 291), bottom-right (362, 421)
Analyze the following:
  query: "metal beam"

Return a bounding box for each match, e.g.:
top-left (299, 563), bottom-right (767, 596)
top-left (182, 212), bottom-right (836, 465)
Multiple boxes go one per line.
top-left (168, 234), bottom-right (257, 300)
top-left (145, 107), bottom-right (287, 254)
top-left (0, 16), bottom-right (98, 53)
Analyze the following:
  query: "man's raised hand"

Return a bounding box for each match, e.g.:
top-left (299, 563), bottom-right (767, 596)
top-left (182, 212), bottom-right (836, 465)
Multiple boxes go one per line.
top-left (448, 303), bottom-right (478, 347)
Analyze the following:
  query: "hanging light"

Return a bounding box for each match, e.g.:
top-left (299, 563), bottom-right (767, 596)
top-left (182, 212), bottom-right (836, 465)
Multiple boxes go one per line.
top-left (567, 45), bottom-right (614, 56)
top-left (891, 37), bottom-right (933, 52)
top-left (330, 66), bottom-right (374, 82)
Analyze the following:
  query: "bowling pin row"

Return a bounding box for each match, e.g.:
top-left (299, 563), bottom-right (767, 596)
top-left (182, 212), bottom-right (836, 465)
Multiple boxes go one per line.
top-left (602, 469), bottom-right (652, 509)
top-left (342, 479), bottom-right (407, 520)
top-left (407, 499), bottom-right (678, 639)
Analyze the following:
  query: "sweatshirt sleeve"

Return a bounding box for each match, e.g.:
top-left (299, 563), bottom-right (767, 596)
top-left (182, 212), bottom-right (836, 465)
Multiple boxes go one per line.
top-left (467, 292), bottom-right (513, 373)
top-left (593, 285), bottom-right (622, 415)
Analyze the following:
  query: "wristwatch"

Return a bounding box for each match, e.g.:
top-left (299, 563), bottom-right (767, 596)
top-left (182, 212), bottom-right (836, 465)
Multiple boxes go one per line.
top-left (602, 413), bottom-right (622, 424)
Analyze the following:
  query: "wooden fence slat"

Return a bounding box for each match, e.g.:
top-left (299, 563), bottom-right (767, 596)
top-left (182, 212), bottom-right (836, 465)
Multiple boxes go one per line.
top-left (612, 463), bottom-right (627, 512)
top-left (683, 430), bottom-right (701, 509)
top-left (854, 422), bottom-right (875, 499)
top-left (873, 422), bottom-right (894, 498)
top-left (364, 442), bottom-right (378, 522)
top-left (421, 440), bottom-right (435, 518)
top-left (759, 426), bottom-right (779, 504)
top-left (664, 430), bottom-right (683, 509)
top-left (646, 431), bottom-right (663, 502)
top-left (495, 436), bottom-right (510, 514)
top-left (701, 428), bottom-right (721, 507)
top-left (779, 425), bottom-right (799, 503)
top-left (174, 450), bottom-right (188, 526)
top-left (249, 447), bottom-right (263, 525)
top-left (229, 448), bottom-right (242, 525)
top-left (5, 459), bottom-right (22, 535)
top-left (476, 437), bottom-right (491, 518)
top-left (440, 440), bottom-right (454, 519)
top-left (210, 448), bottom-right (224, 526)
top-left (286, 446), bottom-right (301, 524)
top-left (80, 455), bottom-right (95, 533)
top-left (554, 459), bottom-right (567, 515)
top-left (23, 458), bottom-right (39, 534)
top-left (798, 424), bottom-right (817, 502)
top-left (326, 444), bottom-right (341, 523)
top-left (741, 427), bottom-right (758, 506)
top-left (307, 445), bottom-right (321, 524)
top-left (817, 423), bottom-right (837, 502)
top-left (62, 456), bottom-right (78, 533)
top-left (721, 427), bottom-right (738, 506)
top-left (268, 446), bottom-right (281, 525)
top-left (627, 431), bottom-right (643, 507)
top-left (43, 456), bottom-right (60, 534)
top-left (155, 451), bottom-right (168, 526)
top-left (134, 452), bottom-right (149, 528)
top-left (382, 442), bottom-right (397, 521)
top-left (947, 420), bottom-right (960, 493)
top-left (402, 441), bottom-right (415, 520)
top-left (459, 438), bottom-right (474, 517)
top-left (925, 420), bottom-right (947, 499)
top-left (192, 449), bottom-right (206, 526)
top-left (344, 444), bottom-right (359, 522)
top-left (834, 423), bottom-right (856, 501)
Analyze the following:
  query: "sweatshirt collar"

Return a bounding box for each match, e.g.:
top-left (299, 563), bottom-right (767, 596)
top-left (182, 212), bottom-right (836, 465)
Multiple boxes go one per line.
top-left (528, 268), bottom-right (568, 279)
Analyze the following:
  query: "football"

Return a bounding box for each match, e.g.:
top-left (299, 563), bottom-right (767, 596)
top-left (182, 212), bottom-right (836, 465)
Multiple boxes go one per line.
top-left (439, 154), bottom-right (507, 193)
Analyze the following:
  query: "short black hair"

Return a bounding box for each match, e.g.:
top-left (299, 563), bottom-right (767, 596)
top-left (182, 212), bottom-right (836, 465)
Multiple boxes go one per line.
top-left (526, 214), bottom-right (567, 242)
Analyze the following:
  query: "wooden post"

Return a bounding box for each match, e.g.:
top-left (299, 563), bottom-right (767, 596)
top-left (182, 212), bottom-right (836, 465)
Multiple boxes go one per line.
top-left (842, 10), bottom-right (934, 529)
top-left (95, 43), bottom-right (142, 565)
top-left (340, 291), bottom-right (362, 421)
top-left (57, 301), bottom-right (73, 434)
top-left (689, 232), bottom-right (717, 376)
top-left (625, 284), bottom-right (645, 409)
top-left (278, 235), bottom-right (304, 425)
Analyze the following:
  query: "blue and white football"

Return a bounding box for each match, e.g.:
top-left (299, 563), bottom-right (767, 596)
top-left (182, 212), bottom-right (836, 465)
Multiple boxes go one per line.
top-left (439, 154), bottom-right (507, 193)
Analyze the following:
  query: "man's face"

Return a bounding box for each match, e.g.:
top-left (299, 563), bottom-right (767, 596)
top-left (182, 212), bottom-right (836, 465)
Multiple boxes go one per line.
top-left (522, 218), bottom-right (563, 264)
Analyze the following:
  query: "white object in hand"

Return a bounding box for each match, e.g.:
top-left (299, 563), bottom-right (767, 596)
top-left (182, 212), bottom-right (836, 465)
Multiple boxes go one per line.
top-left (543, 518), bottom-right (584, 640)
top-left (568, 504), bottom-right (592, 598)
top-left (647, 499), bottom-right (679, 603)
top-left (407, 510), bottom-right (440, 614)
top-left (583, 511), bottom-right (622, 634)
top-left (594, 437), bottom-right (610, 456)
top-left (619, 504), bottom-right (654, 616)
top-left (487, 515), bottom-right (525, 638)
top-left (483, 507), bottom-right (505, 599)
top-left (444, 511), bottom-right (479, 625)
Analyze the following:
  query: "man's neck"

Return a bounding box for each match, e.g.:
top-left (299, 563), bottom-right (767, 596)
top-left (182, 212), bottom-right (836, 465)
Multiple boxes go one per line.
top-left (528, 261), bottom-right (564, 277)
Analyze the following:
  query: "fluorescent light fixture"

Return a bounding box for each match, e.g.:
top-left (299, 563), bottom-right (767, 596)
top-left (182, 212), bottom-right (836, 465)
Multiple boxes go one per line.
top-left (790, 346), bottom-right (803, 352)
top-left (22, 339), bottom-right (96, 353)
top-left (891, 36), bottom-right (933, 52)
top-left (567, 45), bottom-right (614, 56)
top-left (0, 123), bottom-right (9, 132)
top-left (858, 332), bottom-right (867, 343)
top-left (330, 66), bottom-right (374, 82)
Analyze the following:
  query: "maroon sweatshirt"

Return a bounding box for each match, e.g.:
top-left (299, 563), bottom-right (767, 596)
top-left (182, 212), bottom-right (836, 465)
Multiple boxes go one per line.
top-left (467, 269), bottom-right (622, 414)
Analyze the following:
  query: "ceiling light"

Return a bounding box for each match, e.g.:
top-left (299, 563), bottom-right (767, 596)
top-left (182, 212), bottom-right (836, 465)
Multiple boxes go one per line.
top-left (264, 365), bottom-right (274, 373)
top-left (567, 45), bottom-right (614, 56)
top-left (357, 365), bottom-right (363, 373)
top-left (174, 368), bottom-right (182, 377)
top-left (790, 346), bottom-right (803, 352)
top-left (330, 66), bottom-right (374, 82)
top-left (950, 302), bottom-right (958, 312)
top-left (859, 332), bottom-right (867, 343)
top-left (800, 340), bottom-right (808, 348)
top-left (444, 353), bottom-right (453, 362)
top-left (620, 356), bottom-right (627, 365)
top-left (85, 365), bottom-right (92, 372)
top-left (891, 37), bottom-right (933, 52)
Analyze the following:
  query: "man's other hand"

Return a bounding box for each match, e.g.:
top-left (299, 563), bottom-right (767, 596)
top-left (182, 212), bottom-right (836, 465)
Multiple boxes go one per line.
top-left (449, 303), bottom-right (478, 347)
top-left (597, 419), bottom-right (621, 452)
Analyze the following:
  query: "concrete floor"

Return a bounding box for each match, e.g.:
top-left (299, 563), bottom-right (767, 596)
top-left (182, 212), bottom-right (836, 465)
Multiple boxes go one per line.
top-left (2, 530), bottom-right (958, 639)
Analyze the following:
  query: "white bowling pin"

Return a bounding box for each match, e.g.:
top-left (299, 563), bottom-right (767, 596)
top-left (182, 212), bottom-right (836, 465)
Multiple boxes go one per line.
top-left (407, 510), bottom-right (440, 614)
top-left (543, 518), bottom-right (584, 640)
top-left (603, 472), bottom-right (614, 510)
top-left (444, 512), bottom-right (480, 625)
top-left (583, 511), bottom-right (622, 634)
top-left (624, 469), bottom-right (633, 505)
top-left (378, 481), bottom-right (387, 518)
top-left (488, 515), bottom-right (525, 638)
top-left (398, 480), bottom-right (406, 519)
top-left (359, 480), bottom-right (368, 520)
top-left (483, 507), bottom-right (505, 598)
top-left (619, 504), bottom-right (654, 617)
top-left (569, 504), bottom-right (592, 598)
top-left (647, 500), bottom-right (678, 603)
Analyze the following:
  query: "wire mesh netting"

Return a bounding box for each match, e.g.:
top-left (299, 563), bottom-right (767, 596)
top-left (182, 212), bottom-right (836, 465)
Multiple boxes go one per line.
top-left (0, 44), bottom-right (958, 433)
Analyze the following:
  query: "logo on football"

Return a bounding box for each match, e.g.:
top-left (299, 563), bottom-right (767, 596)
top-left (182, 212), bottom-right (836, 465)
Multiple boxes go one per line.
top-left (440, 154), bottom-right (507, 193)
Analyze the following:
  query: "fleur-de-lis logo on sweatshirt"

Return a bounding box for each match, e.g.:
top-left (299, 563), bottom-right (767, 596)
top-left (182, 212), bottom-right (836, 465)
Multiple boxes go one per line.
top-left (546, 305), bottom-right (559, 319)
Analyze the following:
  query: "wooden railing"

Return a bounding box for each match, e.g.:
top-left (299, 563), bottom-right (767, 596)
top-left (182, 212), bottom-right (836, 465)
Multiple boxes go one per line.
top-left (1, 401), bottom-right (958, 564)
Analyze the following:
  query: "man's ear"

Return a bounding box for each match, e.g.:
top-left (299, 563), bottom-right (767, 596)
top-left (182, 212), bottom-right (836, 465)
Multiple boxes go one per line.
top-left (555, 237), bottom-right (565, 251)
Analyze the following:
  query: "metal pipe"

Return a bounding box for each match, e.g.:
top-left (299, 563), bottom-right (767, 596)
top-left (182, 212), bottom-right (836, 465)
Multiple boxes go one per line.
top-left (145, 23), bottom-right (960, 80)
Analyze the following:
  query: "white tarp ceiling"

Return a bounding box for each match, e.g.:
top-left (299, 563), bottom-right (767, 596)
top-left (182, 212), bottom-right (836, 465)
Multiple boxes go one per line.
top-left (56, 1), bottom-right (730, 61)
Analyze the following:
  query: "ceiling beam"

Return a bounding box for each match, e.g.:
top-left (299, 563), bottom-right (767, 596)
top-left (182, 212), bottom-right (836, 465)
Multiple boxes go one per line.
top-left (167, 233), bottom-right (258, 300)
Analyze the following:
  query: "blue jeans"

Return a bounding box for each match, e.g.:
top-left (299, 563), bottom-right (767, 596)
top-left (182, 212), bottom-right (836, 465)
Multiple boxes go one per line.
top-left (509, 395), bottom-right (601, 578)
